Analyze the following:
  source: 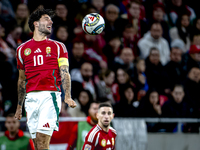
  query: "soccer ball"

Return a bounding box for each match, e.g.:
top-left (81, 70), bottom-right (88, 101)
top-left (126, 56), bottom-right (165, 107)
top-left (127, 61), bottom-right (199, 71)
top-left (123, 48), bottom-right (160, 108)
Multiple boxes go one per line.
top-left (82, 13), bottom-right (105, 35)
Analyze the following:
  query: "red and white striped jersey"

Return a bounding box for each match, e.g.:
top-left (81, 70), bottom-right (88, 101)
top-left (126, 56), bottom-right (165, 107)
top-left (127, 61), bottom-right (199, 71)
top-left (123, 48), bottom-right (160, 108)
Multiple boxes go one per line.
top-left (16, 38), bottom-right (68, 93)
top-left (82, 124), bottom-right (117, 150)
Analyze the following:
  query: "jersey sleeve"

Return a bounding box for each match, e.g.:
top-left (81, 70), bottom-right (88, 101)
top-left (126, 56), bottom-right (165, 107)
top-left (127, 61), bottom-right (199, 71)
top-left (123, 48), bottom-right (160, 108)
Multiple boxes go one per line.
top-left (57, 42), bottom-right (69, 67)
top-left (82, 131), bottom-right (97, 150)
top-left (58, 42), bottom-right (68, 59)
top-left (16, 45), bottom-right (25, 70)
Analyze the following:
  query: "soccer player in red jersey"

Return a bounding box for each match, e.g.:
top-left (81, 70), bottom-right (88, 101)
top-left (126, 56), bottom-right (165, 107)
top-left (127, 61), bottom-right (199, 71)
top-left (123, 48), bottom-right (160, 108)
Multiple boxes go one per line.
top-left (14, 8), bottom-right (76, 150)
top-left (82, 103), bottom-right (117, 150)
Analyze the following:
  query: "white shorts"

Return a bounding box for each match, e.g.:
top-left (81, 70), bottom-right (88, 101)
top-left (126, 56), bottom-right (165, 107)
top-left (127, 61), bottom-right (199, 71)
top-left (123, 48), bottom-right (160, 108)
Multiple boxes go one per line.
top-left (25, 91), bottom-right (61, 139)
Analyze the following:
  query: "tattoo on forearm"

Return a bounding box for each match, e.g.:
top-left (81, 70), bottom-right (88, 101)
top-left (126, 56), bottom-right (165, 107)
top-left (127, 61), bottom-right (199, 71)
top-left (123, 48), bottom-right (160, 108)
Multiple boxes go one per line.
top-left (60, 66), bottom-right (71, 98)
top-left (18, 80), bottom-right (26, 106)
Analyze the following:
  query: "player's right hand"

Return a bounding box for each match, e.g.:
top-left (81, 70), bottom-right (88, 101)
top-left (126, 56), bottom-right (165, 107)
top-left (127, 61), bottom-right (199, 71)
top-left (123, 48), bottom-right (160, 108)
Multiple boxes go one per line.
top-left (15, 104), bottom-right (22, 120)
top-left (64, 98), bottom-right (77, 108)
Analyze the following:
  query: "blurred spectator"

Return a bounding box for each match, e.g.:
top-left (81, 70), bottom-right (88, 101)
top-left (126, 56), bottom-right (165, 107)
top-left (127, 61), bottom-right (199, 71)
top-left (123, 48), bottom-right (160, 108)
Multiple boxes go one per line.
top-left (161, 84), bottom-right (195, 131)
top-left (69, 40), bottom-right (86, 72)
top-left (0, 113), bottom-right (35, 150)
top-left (138, 22), bottom-right (170, 65)
top-left (182, 45), bottom-right (200, 73)
top-left (126, 0), bottom-right (148, 38)
top-left (0, 83), bottom-right (3, 116)
top-left (67, 102), bottom-right (99, 150)
top-left (71, 62), bottom-right (97, 100)
top-left (139, 89), bottom-right (162, 117)
top-left (104, 4), bottom-right (127, 41)
top-left (0, 0), bottom-right (15, 26)
top-left (112, 68), bottom-right (134, 103)
top-left (139, 89), bottom-right (165, 132)
top-left (102, 34), bottom-right (122, 69)
top-left (15, 3), bottom-right (31, 41)
top-left (169, 13), bottom-right (192, 52)
top-left (165, 39), bottom-right (185, 90)
top-left (133, 58), bottom-right (148, 100)
top-left (162, 84), bottom-right (192, 118)
top-left (147, 2), bottom-right (170, 43)
top-left (52, 25), bottom-right (72, 55)
top-left (145, 47), bottom-right (170, 95)
top-left (52, 2), bottom-right (76, 41)
top-left (73, 4), bottom-right (96, 35)
top-left (121, 24), bottom-right (139, 56)
top-left (91, 0), bottom-right (104, 17)
top-left (0, 52), bottom-right (15, 117)
top-left (96, 69), bottom-right (115, 104)
top-left (165, 0), bottom-right (196, 27)
top-left (0, 24), bottom-right (16, 62)
top-left (75, 32), bottom-right (107, 70)
top-left (113, 47), bottom-right (135, 78)
top-left (183, 67), bottom-right (200, 118)
top-left (191, 17), bottom-right (200, 39)
top-left (6, 25), bottom-right (22, 49)
top-left (104, 0), bottom-right (128, 16)
top-left (0, 23), bottom-right (17, 83)
top-left (67, 89), bottom-right (94, 117)
top-left (114, 84), bottom-right (138, 117)
top-left (191, 34), bottom-right (200, 45)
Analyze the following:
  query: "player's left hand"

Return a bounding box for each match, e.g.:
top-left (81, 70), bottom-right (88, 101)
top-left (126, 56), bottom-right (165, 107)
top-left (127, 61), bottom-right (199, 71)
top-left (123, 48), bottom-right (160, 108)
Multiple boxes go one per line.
top-left (15, 104), bottom-right (22, 120)
top-left (64, 98), bottom-right (77, 108)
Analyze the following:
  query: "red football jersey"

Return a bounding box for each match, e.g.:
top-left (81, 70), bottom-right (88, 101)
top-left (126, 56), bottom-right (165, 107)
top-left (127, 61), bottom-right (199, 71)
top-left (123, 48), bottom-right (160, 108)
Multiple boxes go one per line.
top-left (16, 38), bottom-right (68, 93)
top-left (82, 124), bottom-right (117, 150)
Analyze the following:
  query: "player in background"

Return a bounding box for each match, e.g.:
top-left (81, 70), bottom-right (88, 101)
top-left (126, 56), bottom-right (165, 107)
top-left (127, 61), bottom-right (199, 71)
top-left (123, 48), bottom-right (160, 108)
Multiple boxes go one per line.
top-left (67, 102), bottom-right (99, 150)
top-left (14, 8), bottom-right (76, 150)
top-left (82, 103), bottom-right (117, 150)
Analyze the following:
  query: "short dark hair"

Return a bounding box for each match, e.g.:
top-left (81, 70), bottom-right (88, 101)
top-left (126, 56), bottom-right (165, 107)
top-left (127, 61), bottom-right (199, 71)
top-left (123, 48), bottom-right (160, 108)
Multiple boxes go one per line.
top-left (98, 102), bottom-right (113, 110)
top-left (6, 113), bottom-right (15, 118)
top-left (28, 8), bottom-right (55, 32)
top-left (173, 84), bottom-right (184, 91)
top-left (149, 47), bottom-right (159, 54)
top-left (150, 21), bottom-right (162, 29)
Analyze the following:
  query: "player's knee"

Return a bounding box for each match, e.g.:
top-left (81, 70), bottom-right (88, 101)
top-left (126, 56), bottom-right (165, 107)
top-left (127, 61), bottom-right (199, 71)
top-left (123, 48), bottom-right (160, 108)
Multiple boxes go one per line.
top-left (36, 139), bottom-right (49, 149)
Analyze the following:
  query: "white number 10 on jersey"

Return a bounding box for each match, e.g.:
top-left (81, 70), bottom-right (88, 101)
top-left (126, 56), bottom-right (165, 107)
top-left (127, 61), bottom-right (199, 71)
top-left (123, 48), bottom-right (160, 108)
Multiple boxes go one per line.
top-left (33, 55), bottom-right (44, 66)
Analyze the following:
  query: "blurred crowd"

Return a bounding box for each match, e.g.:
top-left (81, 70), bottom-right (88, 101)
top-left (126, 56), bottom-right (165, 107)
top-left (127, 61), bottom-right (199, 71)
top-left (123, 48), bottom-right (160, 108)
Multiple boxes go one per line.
top-left (0, 0), bottom-right (200, 131)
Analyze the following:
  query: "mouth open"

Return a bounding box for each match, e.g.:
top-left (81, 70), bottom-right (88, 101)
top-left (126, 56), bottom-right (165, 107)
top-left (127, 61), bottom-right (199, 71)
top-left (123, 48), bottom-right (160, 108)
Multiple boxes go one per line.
top-left (47, 26), bottom-right (51, 30)
top-left (104, 120), bottom-right (109, 123)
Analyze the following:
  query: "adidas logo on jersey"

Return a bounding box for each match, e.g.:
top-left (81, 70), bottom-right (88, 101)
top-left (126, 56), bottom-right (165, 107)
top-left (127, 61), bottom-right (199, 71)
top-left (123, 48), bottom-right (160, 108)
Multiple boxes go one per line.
top-left (107, 140), bottom-right (111, 145)
top-left (43, 122), bottom-right (50, 128)
top-left (34, 48), bottom-right (42, 53)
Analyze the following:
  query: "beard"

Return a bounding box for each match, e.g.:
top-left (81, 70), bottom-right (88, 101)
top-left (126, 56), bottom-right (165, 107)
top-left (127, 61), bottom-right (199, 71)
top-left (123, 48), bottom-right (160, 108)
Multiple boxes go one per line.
top-left (38, 24), bottom-right (51, 35)
top-left (102, 124), bottom-right (109, 128)
top-left (82, 76), bottom-right (90, 82)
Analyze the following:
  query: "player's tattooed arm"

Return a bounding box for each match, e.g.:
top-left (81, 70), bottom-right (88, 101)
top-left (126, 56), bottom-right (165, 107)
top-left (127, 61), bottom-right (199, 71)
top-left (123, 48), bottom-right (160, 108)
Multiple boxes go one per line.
top-left (59, 65), bottom-right (71, 98)
top-left (18, 70), bottom-right (26, 106)
top-left (15, 69), bottom-right (26, 120)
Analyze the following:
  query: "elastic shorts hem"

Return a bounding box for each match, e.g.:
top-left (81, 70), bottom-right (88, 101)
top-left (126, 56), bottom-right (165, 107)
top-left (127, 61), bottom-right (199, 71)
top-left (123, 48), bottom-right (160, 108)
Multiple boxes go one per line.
top-left (37, 129), bottom-right (54, 136)
top-left (30, 129), bottom-right (54, 139)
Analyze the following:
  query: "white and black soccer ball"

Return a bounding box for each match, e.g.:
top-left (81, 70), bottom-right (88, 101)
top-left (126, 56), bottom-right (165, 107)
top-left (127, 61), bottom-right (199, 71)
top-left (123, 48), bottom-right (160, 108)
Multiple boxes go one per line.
top-left (82, 13), bottom-right (105, 35)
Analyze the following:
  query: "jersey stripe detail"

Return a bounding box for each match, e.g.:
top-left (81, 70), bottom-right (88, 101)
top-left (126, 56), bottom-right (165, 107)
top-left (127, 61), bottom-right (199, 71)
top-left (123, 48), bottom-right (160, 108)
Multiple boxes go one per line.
top-left (52, 69), bottom-right (60, 91)
top-left (18, 46), bottom-right (24, 65)
top-left (49, 39), bottom-right (67, 55)
top-left (109, 127), bottom-right (117, 135)
top-left (60, 42), bottom-right (67, 53)
top-left (88, 127), bottom-right (99, 143)
top-left (88, 127), bottom-right (98, 142)
top-left (95, 132), bottom-right (100, 146)
top-left (52, 40), bottom-right (60, 59)
top-left (50, 93), bottom-right (59, 128)
top-left (97, 124), bottom-right (102, 130)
